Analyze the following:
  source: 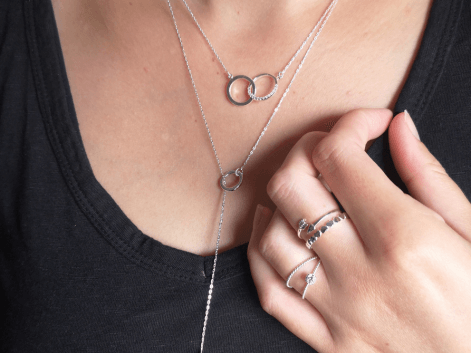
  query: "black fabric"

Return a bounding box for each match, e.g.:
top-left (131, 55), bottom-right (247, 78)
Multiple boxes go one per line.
top-left (0, 0), bottom-right (470, 352)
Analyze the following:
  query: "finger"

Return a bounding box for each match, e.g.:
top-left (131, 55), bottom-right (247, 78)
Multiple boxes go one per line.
top-left (310, 108), bottom-right (412, 248)
top-left (257, 209), bottom-right (330, 304)
top-left (388, 111), bottom-right (471, 240)
top-left (267, 131), bottom-right (336, 229)
top-left (247, 206), bottom-right (334, 352)
top-left (267, 131), bottom-right (366, 274)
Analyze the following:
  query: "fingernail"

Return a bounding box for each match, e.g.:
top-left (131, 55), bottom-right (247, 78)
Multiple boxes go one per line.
top-left (404, 110), bottom-right (420, 141)
top-left (254, 204), bottom-right (270, 227)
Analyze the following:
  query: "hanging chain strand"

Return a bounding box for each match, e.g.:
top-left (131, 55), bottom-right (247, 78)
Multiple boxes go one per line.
top-left (276, 0), bottom-right (338, 80)
top-left (167, 0), bottom-right (338, 351)
top-left (180, 0), bottom-right (233, 79)
top-left (167, 0), bottom-right (224, 176)
top-left (181, 0), bottom-right (336, 82)
top-left (239, 0), bottom-right (338, 173)
top-left (200, 190), bottom-right (226, 353)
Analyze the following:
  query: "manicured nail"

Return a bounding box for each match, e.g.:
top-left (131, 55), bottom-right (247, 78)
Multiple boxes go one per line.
top-left (404, 110), bottom-right (420, 141)
top-left (254, 204), bottom-right (270, 228)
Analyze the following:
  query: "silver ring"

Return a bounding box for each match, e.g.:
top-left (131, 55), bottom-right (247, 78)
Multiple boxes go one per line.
top-left (247, 73), bottom-right (278, 101)
top-left (306, 209), bottom-right (340, 234)
top-left (302, 260), bottom-right (322, 299)
top-left (306, 212), bottom-right (348, 249)
top-left (226, 75), bottom-right (256, 106)
top-left (219, 169), bottom-right (243, 192)
top-left (297, 219), bottom-right (308, 239)
top-left (286, 256), bottom-right (318, 288)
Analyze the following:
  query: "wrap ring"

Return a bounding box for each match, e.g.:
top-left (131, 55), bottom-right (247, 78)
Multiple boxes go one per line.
top-left (297, 219), bottom-right (309, 239)
top-left (306, 212), bottom-right (349, 249)
top-left (297, 209), bottom-right (340, 239)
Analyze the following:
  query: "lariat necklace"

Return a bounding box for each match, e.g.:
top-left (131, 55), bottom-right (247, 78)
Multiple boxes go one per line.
top-left (181, 0), bottom-right (336, 106)
top-left (166, 0), bottom-right (338, 351)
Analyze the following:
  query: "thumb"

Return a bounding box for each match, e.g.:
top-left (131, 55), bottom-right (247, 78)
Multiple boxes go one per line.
top-left (389, 110), bottom-right (471, 239)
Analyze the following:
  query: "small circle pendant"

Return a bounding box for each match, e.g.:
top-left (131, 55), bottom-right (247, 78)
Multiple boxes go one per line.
top-left (220, 170), bottom-right (243, 191)
top-left (226, 75), bottom-right (256, 106)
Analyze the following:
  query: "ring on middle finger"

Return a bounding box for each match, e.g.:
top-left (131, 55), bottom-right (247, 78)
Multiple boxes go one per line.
top-left (306, 212), bottom-right (349, 249)
top-left (297, 209), bottom-right (340, 240)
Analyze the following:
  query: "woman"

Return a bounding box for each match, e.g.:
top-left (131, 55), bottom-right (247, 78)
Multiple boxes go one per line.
top-left (1, 0), bottom-right (470, 351)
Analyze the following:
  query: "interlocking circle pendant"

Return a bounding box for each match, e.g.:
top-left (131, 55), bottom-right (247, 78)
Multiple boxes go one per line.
top-left (247, 73), bottom-right (278, 101)
top-left (226, 75), bottom-right (256, 106)
top-left (220, 169), bottom-right (243, 191)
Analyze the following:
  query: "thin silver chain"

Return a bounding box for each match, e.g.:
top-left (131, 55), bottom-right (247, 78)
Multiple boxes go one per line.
top-left (166, 0), bottom-right (338, 351)
top-left (181, 0), bottom-right (335, 81)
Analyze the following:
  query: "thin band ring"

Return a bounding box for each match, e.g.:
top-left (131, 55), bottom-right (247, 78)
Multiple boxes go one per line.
top-left (286, 256), bottom-right (318, 288)
top-left (302, 260), bottom-right (322, 299)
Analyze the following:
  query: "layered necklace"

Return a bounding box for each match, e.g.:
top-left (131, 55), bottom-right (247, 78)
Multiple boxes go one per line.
top-left (166, 0), bottom-right (338, 351)
top-left (180, 0), bottom-right (337, 106)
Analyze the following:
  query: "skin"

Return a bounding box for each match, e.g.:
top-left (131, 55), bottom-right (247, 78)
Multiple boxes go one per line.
top-left (50, 0), bottom-right (471, 350)
top-left (248, 109), bottom-right (471, 352)
top-left (52, 0), bottom-right (432, 255)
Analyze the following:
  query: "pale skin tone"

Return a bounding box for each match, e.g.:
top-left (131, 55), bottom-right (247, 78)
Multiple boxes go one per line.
top-left (50, 0), bottom-right (471, 351)
top-left (248, 109), bottom-right (471, 352)
top-left (52, 0), bottom-right (431, 255)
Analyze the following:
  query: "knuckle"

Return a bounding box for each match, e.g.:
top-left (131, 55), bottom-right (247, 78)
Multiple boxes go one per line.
top-left (426, 160), bottom-right (448, 178)
top-left (373, 207), bottom-right (432, 271)
top-left (258, 284), bottom-right (280, 317)
top-left (312, 134), bottom-right (351, 174)
top-left (267, 168), bottom-right (298, 203)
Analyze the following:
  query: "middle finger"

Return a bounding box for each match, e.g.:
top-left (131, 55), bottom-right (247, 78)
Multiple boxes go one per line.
top-left (267, 132), bottom-right (366, 273)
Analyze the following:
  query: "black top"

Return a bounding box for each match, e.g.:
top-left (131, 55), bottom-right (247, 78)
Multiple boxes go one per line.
top-left (0, 0), bottom-right (470, 352)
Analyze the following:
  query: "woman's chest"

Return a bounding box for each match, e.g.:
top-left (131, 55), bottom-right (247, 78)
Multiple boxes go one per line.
top-left (52, 0), bottom-right (432, 255)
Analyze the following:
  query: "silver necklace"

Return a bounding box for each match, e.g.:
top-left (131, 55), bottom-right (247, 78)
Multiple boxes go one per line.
top-left (181, 0), bottom-right (336, 106)
top-left (166, 0), bottom-right (338, 351)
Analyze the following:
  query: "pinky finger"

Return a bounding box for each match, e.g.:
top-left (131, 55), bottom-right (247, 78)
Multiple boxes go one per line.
top-left (247, 206), bottom-right (334, 352)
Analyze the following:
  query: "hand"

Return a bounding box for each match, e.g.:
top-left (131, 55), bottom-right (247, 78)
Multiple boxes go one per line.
top-left (247, 109), bottom-right (471, 353)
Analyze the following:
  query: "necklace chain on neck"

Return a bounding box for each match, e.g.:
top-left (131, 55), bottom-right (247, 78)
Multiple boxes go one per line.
top-left (181, 0), bottom-right (334, 82)
top-left (166, 0), bottom-right (338, 351)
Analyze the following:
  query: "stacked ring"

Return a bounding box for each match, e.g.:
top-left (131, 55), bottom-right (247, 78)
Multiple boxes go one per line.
top-left (297, 209), bottom-right (340, 240)
top-left (306, 212), bottom-right (348, 249)
top-left (297, 219), bottom-right (309, 239)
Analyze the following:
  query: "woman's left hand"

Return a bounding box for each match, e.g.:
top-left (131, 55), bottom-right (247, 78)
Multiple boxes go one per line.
top-left (247, 108), bottom-right (471, 353)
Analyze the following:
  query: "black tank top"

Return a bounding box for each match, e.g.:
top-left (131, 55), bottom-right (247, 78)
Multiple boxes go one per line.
top-left (1, 0), bottom-right (470, 351)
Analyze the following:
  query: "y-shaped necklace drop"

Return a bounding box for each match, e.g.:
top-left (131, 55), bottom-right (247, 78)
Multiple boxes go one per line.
top-left (181, 0), bottom-right (335, 106)
top-left (166, 0), bottom-right (338, 351)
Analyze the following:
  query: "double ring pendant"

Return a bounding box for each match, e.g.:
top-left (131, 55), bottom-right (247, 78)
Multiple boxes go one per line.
top-left (220, 73), bottom-right (278, 191)
top-left (226, 73), bottom-right (278, 106)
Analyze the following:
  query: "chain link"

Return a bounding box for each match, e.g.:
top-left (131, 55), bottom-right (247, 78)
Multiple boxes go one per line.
top-left (166, 1), bottom-right (338, 351)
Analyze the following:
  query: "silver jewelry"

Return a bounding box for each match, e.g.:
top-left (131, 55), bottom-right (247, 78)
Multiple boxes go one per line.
top-left (302, 260), bottom-right (322, 299)
top-left (297, 209), bottom-right (340, 238)
top-left (306, 209), bottom-right (340, 234)
top-left (226, 75), bottom-right (256, 106)
top-left (247, 74), bottom-right (279, 101)
top-left (286, 256), bottom-right (318, 288)
top-left (297, 219), bottom-right (309, 239)
top-left (181, 0), bottom-right (338, 105)
top-left (306, 212), bottom-right (348, 249)
top-left (167, 1), bottom-right (339, 351)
